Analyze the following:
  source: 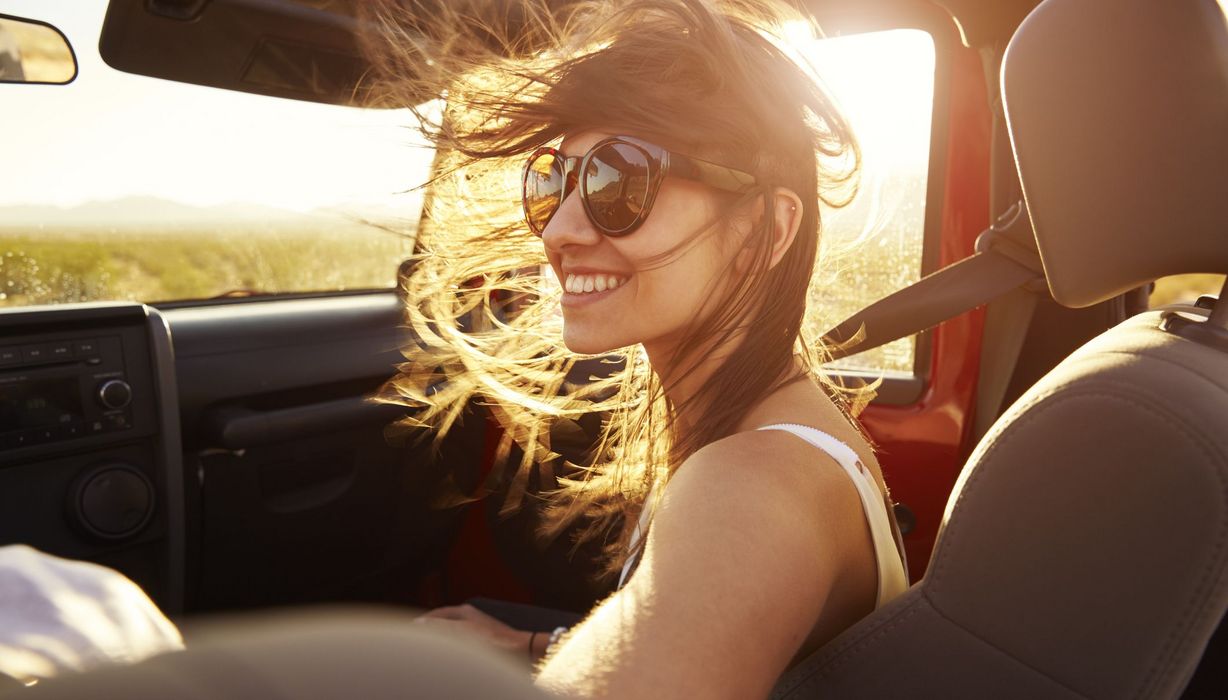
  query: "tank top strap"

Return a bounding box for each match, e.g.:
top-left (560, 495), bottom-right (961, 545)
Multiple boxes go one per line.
top-left (756, 423), bottom-right (909, 608)
top-left (617, 482), bottom-right (659, 590)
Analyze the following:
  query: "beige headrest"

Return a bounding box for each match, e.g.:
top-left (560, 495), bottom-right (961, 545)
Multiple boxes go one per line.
top-left (1003, 0), bottom-right (1228, 308)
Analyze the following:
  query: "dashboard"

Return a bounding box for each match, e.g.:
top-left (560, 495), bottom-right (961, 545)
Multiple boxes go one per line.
top-left (0, 293), bottom-right (429, 615)
top-left (0, 302), bottom-right (184, 612)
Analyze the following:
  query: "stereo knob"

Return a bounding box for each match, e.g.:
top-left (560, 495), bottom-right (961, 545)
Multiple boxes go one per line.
top-left (67, 464), bottom-right (154, 541)
top-left (97, 379), bottom-right (132, 410)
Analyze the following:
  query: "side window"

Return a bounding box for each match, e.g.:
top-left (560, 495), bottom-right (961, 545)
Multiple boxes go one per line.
top-left (1151, 274), bottom-right (1226, 307)
top-left (798, 29), bottom-right (936, 377)
top-left (0, 5), bottom-right (431, 308)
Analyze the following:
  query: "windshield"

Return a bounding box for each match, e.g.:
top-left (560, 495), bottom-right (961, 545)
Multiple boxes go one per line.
top-left (0, 0), bottom-right (432, 306)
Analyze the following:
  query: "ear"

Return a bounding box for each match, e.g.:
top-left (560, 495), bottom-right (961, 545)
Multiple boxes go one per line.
top-left (732, 188), bottom-right (805, 275)
top-left (766, 187), bottom-right (805, 270)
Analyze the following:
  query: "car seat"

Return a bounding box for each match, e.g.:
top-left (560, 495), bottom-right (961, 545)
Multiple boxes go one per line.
top-left (770, 0), bottom-right (1228, 697)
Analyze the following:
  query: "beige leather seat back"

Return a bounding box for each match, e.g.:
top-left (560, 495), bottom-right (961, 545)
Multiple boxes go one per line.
top-left (772, 0), bottom-right (1228, 697)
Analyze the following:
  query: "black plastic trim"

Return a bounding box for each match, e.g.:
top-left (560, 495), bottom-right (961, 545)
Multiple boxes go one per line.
top-left (145, 307), bottom-right (186, 614)
top-left (0, 301), bottom-right (146, 332)
top-left (99, 0), bottom-right (372, 106)
top-left (204, 396), bottom-right (407, 450)
top-left (163, 292), bottom-right (411, 441)
top-left (165, 293), bottom-right (406, 358)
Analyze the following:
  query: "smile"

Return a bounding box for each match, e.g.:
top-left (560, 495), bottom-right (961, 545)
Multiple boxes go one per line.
top-left (561, 273), bottom-right (629, 308)
top-left (564, 273), bottom-right (629, 294)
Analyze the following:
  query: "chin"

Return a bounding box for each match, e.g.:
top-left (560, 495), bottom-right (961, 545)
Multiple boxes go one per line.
top-left (562, 327), bottom-right (625, 356)
top-left (562, 336), bottom-right (614, 355)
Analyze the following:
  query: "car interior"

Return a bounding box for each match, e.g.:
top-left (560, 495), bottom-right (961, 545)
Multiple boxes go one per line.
top-left (0, 0), bottom-right (1226, 697)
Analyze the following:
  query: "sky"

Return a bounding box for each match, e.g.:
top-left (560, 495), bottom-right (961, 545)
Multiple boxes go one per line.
top-left (0, 0), bottom-right (933, 219)
top-left (801, 26), bottom-right (935, 178)
top-left (0, 0), bottom-right (433, 216)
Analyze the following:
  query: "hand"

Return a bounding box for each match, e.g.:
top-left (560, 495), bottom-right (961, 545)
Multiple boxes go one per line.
top-left (416, 603), bottom-right (533, 656)
top-left (0, 545), bottom-right (183, 683)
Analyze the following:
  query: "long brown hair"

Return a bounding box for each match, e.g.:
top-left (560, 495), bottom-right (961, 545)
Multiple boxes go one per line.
top-left (364, 0), bottom-right (864, 580)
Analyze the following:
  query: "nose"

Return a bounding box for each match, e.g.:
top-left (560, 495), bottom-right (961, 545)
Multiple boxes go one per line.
top-left (540, 190), bottom-right (603, 253)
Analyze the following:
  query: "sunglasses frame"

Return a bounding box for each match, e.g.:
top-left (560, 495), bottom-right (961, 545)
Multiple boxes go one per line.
top-left (521, 135), bottom-right (759, 237)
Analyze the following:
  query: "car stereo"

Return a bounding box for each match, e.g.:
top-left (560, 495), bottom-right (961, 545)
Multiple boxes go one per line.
top-left (0, 335), bottom-right (134, 450)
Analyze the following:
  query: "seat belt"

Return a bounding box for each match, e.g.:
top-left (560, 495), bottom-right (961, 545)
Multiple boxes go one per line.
top-left (821, 201), bottom-right (1046, 362)
top-left (970, 284), bottom-right (1040, 440)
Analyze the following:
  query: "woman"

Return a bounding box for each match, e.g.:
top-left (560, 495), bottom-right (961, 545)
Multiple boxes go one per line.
top-left (365, 0), bottom-right (908, 697)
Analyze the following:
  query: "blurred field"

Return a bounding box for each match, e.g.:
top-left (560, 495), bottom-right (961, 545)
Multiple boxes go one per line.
top-left (1151, 274), bottom-right (1226, 307)
top-left (0, 225), bottom-right (415, 307)
top-left (806, 173), bottom-right (929, 376)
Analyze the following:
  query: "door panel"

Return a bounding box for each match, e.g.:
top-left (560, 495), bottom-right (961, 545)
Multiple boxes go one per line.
top-left (164, 292), bottom-right (484, 611)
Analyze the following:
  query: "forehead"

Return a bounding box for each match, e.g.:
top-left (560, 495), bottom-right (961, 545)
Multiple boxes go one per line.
top-left (558, 129), bottom-right (617, 157)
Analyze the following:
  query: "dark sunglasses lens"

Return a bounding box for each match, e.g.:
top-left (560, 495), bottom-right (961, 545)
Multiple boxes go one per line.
top-left (524, 152), bottom-right (563, 234)
top-left (584, 143), bottom-right (651, 235)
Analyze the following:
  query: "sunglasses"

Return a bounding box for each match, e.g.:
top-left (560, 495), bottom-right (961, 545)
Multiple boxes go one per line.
top-left (521, 135), bottom-right (759, 237)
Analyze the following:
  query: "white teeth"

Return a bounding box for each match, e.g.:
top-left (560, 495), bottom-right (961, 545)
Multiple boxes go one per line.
top-left (564, 273), bottom-right (628, 294)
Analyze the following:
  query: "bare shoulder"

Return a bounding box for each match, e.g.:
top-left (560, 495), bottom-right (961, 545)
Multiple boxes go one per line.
top-left (664, 427), bottom-right (864, 523)
top-left (651, 427), bottom-right (869, 577)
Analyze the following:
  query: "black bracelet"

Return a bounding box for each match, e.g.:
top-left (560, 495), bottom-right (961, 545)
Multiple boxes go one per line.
top-left (529, 630), bottom-right (539, 661)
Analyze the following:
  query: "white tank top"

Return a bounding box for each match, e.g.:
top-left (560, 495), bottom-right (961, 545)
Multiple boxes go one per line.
top-left (617, 423), bottom-right (909, 609)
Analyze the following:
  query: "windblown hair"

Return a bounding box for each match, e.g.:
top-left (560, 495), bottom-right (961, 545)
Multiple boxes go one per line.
top-left (363, 0), bottom-right (866, 581)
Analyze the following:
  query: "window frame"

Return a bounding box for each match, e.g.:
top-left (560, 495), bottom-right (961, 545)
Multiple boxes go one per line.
top-left (807, 7), bottom-right (957, 406)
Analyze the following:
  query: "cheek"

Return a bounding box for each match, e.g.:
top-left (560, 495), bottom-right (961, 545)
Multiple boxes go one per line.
top-left (626, 235), bottom-right (735, 327)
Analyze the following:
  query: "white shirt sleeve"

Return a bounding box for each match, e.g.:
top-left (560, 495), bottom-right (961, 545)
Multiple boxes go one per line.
top-left (0, 545), bottom-right (183, 684)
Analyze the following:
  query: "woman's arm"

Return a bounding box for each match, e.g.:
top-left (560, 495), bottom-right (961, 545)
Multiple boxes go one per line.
top-left (534, 432), bottom-right (865, 699)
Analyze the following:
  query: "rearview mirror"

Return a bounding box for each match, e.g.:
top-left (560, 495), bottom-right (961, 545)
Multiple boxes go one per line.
top-left (0, 15), bottom-right (76, 85)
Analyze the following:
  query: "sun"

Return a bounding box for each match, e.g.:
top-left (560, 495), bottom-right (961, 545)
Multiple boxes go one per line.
top-left (778, 21), bottom-right (937, 177)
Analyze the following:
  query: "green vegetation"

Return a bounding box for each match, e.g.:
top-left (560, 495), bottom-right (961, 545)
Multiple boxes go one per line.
top-left (808, 234), bottom-right (922, 377)
top-left (0, 225), bottom-right (415, 306)
top-left (1151, 274), bottom-right (1226, 308)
